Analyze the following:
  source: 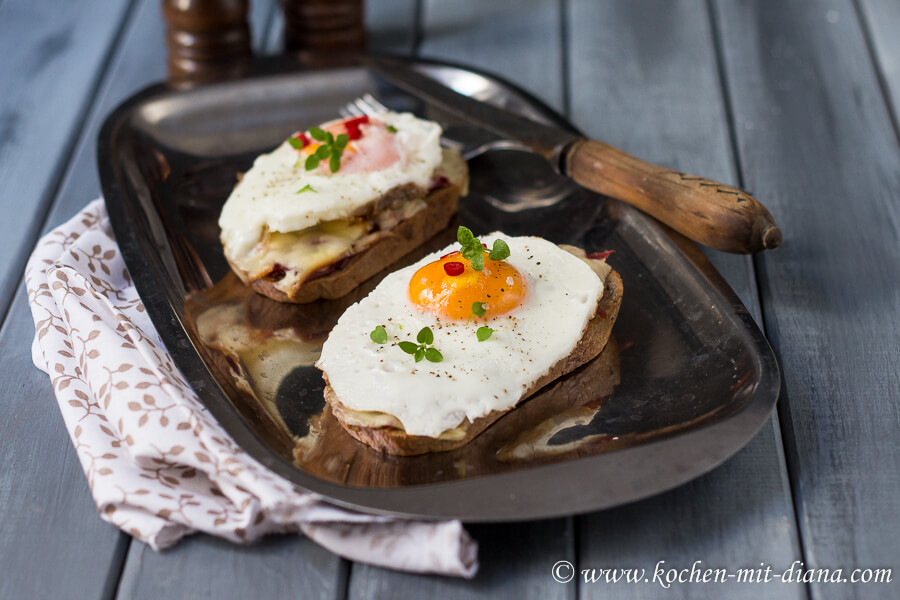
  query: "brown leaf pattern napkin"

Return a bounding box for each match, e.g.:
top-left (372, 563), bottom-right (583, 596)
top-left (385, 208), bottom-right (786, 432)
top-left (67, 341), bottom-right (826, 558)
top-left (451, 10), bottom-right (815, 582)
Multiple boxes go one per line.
top-left (25, 199), bottom-right (478, 578)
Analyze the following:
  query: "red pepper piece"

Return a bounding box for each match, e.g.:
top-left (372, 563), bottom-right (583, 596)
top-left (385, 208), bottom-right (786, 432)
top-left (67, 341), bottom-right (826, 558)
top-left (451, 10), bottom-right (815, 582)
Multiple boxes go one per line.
top-left (443, 261), bottom-right (465, 276)
top-left (268, 263), bottom-right (287, 281)
top-left (428, 175), bottom-right (449, 191)
top-left (344, 115), bottom-right (370, 141)
top-left (294, 132), bottom-right (311, 148)
top-left (586, 249), bottom-right (615, 261)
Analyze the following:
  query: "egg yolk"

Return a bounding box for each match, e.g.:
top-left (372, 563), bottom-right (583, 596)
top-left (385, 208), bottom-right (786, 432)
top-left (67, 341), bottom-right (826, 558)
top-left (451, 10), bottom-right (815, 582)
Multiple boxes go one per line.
top-left (408, 252), bottom-right (527, 320)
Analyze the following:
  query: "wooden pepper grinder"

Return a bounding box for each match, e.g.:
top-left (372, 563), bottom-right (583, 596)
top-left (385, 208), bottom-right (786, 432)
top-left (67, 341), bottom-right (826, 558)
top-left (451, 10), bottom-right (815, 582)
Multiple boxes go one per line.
top-left (163, 0), bottom-right (252, 84)
top-left (283, 0), bottom-right (366, 54)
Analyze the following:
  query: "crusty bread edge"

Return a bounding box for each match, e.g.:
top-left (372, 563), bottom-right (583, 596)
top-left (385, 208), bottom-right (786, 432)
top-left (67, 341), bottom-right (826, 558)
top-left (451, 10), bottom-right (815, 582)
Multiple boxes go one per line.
top-left (227, 182), bottom-right (461, 304)
top-left (324, 267), bottom-right (624, 455)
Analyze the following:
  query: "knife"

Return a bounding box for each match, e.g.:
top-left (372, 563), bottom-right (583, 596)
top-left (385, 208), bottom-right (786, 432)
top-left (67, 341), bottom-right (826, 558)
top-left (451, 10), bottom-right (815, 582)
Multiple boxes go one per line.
top-left (365, 56), bottom-right (781, 254)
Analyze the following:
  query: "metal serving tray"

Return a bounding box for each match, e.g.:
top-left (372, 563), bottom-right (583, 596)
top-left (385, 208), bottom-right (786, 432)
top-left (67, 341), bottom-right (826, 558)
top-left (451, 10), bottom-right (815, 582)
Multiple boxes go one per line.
top-left (98, 55), bottom-right (779, 520)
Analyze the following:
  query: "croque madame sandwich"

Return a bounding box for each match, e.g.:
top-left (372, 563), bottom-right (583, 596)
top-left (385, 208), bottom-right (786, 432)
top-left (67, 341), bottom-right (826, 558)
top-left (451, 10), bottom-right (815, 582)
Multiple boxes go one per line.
top-left (315, 227), bottom-right (623, 455)
top-left (219, 111), bottom-right (468, 303)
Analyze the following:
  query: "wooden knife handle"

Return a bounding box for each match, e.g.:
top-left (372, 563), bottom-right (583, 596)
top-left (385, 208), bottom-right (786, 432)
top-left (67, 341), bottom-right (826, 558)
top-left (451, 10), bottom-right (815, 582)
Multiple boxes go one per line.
top-left (564, 140), bottom-right (781, 253)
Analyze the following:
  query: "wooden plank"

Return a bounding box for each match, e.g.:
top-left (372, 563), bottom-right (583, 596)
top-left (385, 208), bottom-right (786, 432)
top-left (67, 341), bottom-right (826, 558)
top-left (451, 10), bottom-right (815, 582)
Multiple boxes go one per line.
top-left (0, 0), bottom-right (133, 321)
top-left (567, 1), bottom-right (804, 598)
top-left (417, 0), bottom-right (565, 112)
top-left (346, 1), bottom-right (574, 597)
top-left (117, 535), bottom-right (347, 600)
top-left (713, 1), bottom-right (900, 599)
top-left (858, 0), bottom-right (900, 132)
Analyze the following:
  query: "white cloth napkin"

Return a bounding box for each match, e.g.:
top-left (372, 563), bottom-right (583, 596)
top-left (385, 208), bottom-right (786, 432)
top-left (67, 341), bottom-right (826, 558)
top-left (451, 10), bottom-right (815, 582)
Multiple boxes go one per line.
top-left (25, 199), bottom-right (478, 577)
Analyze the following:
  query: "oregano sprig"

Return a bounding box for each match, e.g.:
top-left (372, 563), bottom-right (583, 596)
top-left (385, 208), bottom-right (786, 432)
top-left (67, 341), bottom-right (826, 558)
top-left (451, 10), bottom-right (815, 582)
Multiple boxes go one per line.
top-left (290, 127), bottom-right (349, 173)
top-left (398, 327), bottom-right (443, 363)
top-left (456, 226), bottom-right (511, 271)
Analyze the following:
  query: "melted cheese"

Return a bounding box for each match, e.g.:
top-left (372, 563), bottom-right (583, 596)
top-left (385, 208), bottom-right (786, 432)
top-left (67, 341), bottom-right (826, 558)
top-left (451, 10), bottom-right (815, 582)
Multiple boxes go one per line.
top-left (237, 196), bottom-right (430, 294)
top-left (253, 220), bottom-right (369, 291)
top-left (333, 402), bottom-right (468, 441)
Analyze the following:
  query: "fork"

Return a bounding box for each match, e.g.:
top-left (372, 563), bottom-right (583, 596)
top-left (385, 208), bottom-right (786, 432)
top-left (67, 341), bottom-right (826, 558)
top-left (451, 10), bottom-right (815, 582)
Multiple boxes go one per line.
top-left (341, 94), bottom-right (531, 160)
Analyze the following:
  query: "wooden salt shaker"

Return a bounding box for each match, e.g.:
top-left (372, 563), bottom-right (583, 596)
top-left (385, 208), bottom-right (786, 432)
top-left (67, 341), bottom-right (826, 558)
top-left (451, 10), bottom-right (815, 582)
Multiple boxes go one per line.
top-left (163, 0), bottom-right (252, 84)
top-left (283, 0), bottom-right (366, 52)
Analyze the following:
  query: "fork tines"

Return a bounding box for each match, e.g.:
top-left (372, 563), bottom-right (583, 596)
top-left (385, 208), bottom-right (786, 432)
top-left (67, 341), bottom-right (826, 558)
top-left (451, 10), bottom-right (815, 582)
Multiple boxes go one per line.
top-left (340, 94), bottom-right (390, 119)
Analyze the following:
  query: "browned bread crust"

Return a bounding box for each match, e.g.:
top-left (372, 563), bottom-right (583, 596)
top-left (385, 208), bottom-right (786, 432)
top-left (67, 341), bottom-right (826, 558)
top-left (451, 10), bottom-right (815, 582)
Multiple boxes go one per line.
top-left (324, 267), bottom-right (623, 455)
top-left (226, 182), bottom-right (461, 304)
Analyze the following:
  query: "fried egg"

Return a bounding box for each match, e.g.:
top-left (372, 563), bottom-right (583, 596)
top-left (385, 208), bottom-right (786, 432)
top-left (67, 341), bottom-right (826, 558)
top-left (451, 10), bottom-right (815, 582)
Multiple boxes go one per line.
top-left (219, 111), bottom-right (444, 280)
top-left (316, 233), bottom-right (605, 438)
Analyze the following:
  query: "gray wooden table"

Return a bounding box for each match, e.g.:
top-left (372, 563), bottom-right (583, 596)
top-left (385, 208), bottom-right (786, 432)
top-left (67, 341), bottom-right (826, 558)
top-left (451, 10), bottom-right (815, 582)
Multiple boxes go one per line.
top-left (2, 1), bottom-right (899, 598)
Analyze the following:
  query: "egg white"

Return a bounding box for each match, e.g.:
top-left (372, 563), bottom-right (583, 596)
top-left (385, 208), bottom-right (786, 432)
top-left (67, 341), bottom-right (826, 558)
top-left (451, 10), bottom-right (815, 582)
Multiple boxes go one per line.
top-left (316, 234), bottom-right (605, 438)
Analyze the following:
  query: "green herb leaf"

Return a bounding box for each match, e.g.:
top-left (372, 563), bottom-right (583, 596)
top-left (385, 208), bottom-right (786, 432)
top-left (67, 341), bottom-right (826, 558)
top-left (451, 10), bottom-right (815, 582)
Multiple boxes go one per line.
top-left (470, 252), bottom-right (484, 272)
top-left (457, 226), bottom-right (476, 246)
top-left (472, 302), bottom-right (486, 318)
top-left (386, 125), bottom-right (398, 133)
top-left (398, 341), bottom-right (419, 355)
top-left (296, 184), bottom-right (317, 194)
top-left (416, 327), bottom-right (433, 345)
top-left (476, 326), bottom-right (493, 341)
top-left (301, 127), bottom-right (350, 173)
top-left (370, 325), bottom-right (387, 344)
top-left (316, 145), bottom-right (331, 159)
top-left (489, 239), bottom-right (511, 261)
top-left (459, 246), bottom-right (478, 261)
top-left (288, 137), bottom-right (305, 149)
top-left (399, 326), bottom-right (444, 363)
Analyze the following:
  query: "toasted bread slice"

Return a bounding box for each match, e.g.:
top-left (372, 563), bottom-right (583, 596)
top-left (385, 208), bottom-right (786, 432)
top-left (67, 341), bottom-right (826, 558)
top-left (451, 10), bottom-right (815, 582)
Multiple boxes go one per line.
top-left (324, 266), bottom-right (623, 455)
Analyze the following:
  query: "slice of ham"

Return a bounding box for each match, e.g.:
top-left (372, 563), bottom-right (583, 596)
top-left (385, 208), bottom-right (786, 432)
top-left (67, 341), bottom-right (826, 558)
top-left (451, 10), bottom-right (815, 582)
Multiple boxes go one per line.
top-left (302, 118), bottom-right (403, 175)
top-left (337, 122), bottom-right (401, 174)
